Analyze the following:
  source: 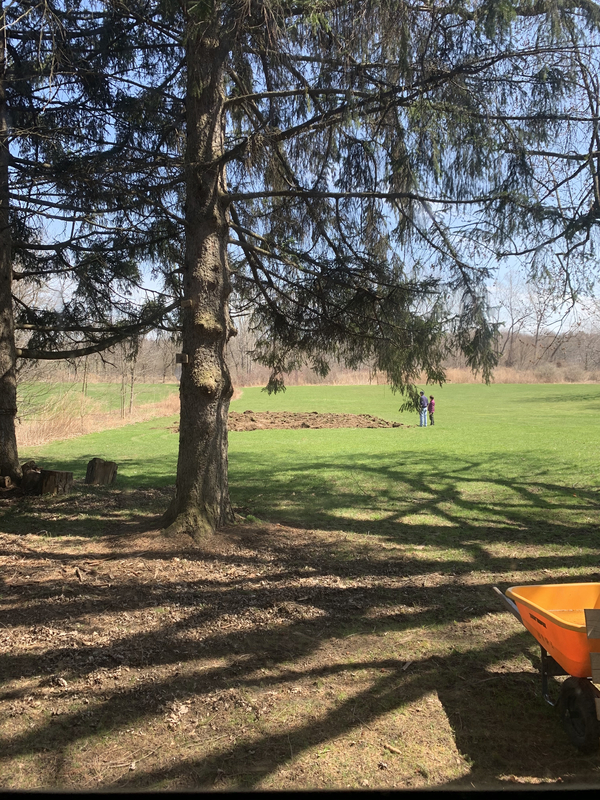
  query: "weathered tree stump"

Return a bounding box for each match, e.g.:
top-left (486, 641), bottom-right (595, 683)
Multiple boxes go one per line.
top-left (21, 462), bottom-right (42, 494)
top-left (85, 458), bottom-right (118, 485)
top-left (41, 470), bottom-right (73, 495)
top-left (22, 464), bottom-right (73, 495)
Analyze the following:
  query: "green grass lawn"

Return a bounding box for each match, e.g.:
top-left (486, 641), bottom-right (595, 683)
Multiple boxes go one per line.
top-left (15, 382), bottom-right (600, 572)
top-left (227, 384), bottom-right (600, 575)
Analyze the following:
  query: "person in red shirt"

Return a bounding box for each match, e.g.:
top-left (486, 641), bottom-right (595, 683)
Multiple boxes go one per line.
top-left (428, 395), bottom-right (435, 426)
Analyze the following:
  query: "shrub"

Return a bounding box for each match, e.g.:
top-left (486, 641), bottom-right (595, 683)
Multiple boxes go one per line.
top-left (534, 363), bottom-right (560, 383)
top-left (563, 367), bottom-right (585, 383)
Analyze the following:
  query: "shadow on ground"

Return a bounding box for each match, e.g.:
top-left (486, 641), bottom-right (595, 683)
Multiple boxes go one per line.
top-left (1, 445), bottom-right (600, 789)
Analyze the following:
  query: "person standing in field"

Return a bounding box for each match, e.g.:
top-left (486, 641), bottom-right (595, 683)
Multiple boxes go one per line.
top-left (428, 395), bottom-right (435, 426)
top-left (419, 391), bottom-right (428, 427)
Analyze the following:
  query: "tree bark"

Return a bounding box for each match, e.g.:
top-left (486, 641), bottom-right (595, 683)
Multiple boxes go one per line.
top-left (162, 7), bottom-right (235, 540)
top-left (85, 458), bottom-right (118, 485)
top-left (0, 2), bottom-right (21, 483)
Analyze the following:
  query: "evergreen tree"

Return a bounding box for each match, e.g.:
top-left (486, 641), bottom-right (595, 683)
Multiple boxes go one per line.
top-left (158, 0), bottom-right (600, 538)
top-left (0, 0), bottom-right (180, 481)
top-left (3, 1), bottom-right (600, 540)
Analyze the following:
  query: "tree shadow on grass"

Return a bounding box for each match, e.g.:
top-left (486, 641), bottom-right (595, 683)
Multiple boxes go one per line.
top-left (0, 606), bottom-right (586, 789)
top-left (0, 483), bottom-right (172, 539)
top-left (229, 447), bottom-right (600, 551)
top-left (530, 390), bottom-right (600, 407)
top-left (15, 451), bottom-right (177, 490)
top-left (111, 640), bottom-right (570, 791)
top-left (10, 433), bottom-right (599, 547)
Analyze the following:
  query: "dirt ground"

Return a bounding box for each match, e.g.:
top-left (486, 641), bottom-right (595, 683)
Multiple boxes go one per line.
top-left (171, 411), bottom-right (409, 434)
top-left (228, 411), bottom-right (406, 431)
top-left (2, 485), bottom-right (600, 791)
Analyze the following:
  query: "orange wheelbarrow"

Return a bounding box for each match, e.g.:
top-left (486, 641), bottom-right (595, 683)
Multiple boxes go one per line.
top-left (494, 583), bottom-right (600, 753)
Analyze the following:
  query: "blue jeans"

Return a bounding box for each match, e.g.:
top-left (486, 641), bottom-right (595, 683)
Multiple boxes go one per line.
top-left (420, 408), bottom-right (428, 426)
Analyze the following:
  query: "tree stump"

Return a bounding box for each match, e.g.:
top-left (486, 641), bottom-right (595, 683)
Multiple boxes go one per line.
top-left (41, 470), bottom-right (73, 495)
top-left (22, 465), bottom-right (73, 495)
top-left (21, 462), bottom-right (42, 494)
top-left (85, 458), bottom-right (118, 485)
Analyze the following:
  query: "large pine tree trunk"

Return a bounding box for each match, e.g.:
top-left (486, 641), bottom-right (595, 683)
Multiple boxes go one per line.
top-left (162, 11), bottom-right (235, 540)
top-left (0, 5), bottom-right (21, 484)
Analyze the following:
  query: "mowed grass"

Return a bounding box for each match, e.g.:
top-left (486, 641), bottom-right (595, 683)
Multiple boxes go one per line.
top-left (3, 382), bottom-right (600, 790)
top-left (16, 382), bottom-right (600, 541)
top-left (229, 384), bottom-right (600, 552)
top-left (12, 382), bottom-right (600, 579)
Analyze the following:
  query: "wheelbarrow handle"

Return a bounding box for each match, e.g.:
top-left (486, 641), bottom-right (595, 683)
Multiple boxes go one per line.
top-left (493, 586), bottom-right (522, 623)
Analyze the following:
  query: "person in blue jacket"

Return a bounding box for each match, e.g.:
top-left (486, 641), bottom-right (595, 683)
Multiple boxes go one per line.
top-left (418, 391), bottom-right (428, 427)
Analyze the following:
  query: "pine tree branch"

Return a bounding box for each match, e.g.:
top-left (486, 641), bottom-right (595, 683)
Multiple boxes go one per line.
top-left (224, 188), bottom-right (498, 205)
top-left (15, 300), bottom-right (180, 360)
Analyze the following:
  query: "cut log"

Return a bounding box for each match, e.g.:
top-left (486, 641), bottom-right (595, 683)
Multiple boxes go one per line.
top-left (22, 468), bottom-right (73, 495)
top-left (41, 470), bottom-right (73, 495)
top-left (85, 458), bottom-right (118, 485)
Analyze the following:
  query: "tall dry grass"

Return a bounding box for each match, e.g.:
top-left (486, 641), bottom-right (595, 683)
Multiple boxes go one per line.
top-left (232, 366), bottom-right (388, 387)
top-left (16, 393), bottom-right (180, 448)
top-left (234, 364), bottom-right (600, 389)
top-left (444, 366), bottom-right (600, 384)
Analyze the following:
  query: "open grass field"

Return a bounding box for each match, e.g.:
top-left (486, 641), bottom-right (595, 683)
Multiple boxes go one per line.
top-left (1, 382), bottom-right (600, 790)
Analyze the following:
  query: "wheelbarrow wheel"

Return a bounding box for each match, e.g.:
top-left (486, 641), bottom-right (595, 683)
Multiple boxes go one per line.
top-left (558, 677), bottom-right (599, 754)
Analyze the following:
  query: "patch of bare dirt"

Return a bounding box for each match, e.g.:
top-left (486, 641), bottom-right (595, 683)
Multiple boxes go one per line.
top-left (229, 411), bottom-right (406, 431)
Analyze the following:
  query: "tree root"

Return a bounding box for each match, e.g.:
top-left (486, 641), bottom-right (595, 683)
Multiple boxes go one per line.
top-left (161, 499), bottom-right (234, 542)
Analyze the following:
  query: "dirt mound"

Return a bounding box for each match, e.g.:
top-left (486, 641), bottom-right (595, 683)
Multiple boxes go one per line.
top-left (228, 410), bottom-right (405, 431)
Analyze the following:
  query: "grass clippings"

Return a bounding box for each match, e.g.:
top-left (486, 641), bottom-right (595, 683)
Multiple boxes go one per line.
top-left (1, 487), bottom-right (600, 791)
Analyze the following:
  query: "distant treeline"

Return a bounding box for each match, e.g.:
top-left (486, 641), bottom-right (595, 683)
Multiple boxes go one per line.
top-left (17, 324), bottom-right (600, 389)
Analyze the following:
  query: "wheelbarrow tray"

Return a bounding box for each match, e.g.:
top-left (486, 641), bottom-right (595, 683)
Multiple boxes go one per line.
top-left (506, 582), bottom-right (600, 678)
